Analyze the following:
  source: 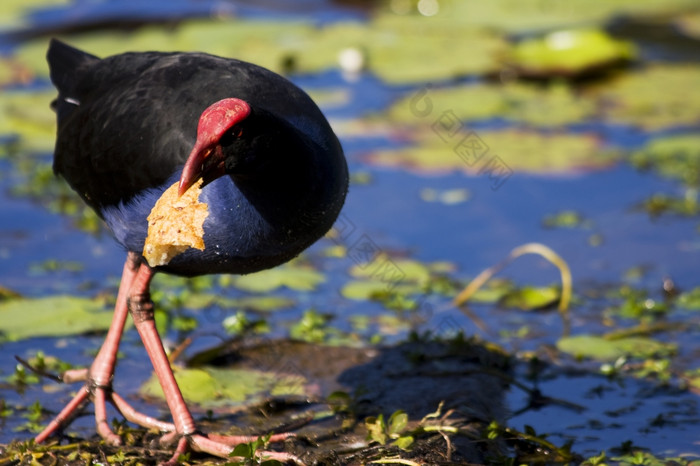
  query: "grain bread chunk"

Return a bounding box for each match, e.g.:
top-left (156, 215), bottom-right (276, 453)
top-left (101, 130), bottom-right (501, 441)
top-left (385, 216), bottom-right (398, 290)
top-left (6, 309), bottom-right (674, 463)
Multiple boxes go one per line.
top-left (143, 179), bottom-right (209, 267)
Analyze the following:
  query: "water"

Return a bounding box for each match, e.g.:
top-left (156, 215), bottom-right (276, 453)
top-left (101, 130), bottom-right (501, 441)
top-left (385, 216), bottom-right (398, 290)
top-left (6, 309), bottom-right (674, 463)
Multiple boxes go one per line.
top-left (1, 1), bottom-right (699, 461)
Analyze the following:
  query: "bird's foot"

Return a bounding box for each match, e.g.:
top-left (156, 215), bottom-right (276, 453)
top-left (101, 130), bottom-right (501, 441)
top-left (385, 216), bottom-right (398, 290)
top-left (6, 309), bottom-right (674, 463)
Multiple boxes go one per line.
top-left (159, 431), bottom-right (302, 465)
top-left (35, 375), bottom-right (302, 464)
top-left (34, 375), bottom-right (175, 446)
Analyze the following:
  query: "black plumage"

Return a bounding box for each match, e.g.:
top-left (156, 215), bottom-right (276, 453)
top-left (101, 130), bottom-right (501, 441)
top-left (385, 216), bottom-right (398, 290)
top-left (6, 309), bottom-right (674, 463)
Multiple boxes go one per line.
top-left (37, 39), bottom-right (348, 463)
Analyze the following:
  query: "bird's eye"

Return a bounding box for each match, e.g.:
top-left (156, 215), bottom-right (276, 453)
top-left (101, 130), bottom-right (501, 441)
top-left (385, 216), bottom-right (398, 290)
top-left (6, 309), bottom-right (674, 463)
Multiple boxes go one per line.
top-left (219, 126), bottom-right (243, 146)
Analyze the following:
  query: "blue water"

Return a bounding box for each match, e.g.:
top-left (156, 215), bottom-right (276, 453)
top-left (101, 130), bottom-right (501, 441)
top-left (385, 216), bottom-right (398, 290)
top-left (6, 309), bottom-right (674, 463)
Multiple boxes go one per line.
top-left (1, 1), bottom-right (699, 460)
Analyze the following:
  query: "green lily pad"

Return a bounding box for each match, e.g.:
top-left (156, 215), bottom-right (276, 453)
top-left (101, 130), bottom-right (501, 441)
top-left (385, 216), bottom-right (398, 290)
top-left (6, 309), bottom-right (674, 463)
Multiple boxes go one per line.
top-left (500, 286), bottom-right (560, 310)
top-left (677, 287), bottom-right (700, 310)
top-left (590, 65), bottom-right (700, 129)
top-left (386, 81), bottom-right (596, 128)
top-left (542, 210), bottom-right (592, 229)
top-left (466, 279), bottom-right (515, 304)
top-left (305, 88), bottom-right (351, 110)
top-left (630, 134), bottom-right (700, 188)
top-left (288, 309), bottom-right (355, 345)
top-left (423, 0), bottom-right (698, 35)
top-left (377, 314), bottom-right (411, 335)
top-left (610, 294), bottom-right (669, 319)
top-left (322, 244), bottom-right (347, 258)
top-left (0, 0), bottom-right (70, 29)
top-left (13, 11), bottom-right (506, 85)
top-left (507, 29), bottom-right (635, 78)
top-left (0, 295), bottom-right (114, 342)
top-left (217, 296), bottom-right (295, 312)
top-left (229, 262), bottom-right (325, 293)
top-left (557, 334), bottom-right (676, 361)
top-left (638, 192), bottom-right (699, 218)
top-left (368, 128), bottom-right (615, 175)
top-left (683, 369), bottom-right (700, 393)
top-left (347, 256), bottom-right (452, 291)
top-left (15, 20), bottom-right (314, 79)
top-left (9, 1), bottom-right (699, 89)
top-left (179, 293), bottom-right (294, 313)
top-left (313, 15), bottom-right (506, 83)
top-left (0, 90), bottom-right (55, 153)
top-left (341, 280), bottom-right (423, 300)
top-left (141, 366), bottom-right (306, 407)
top-left (350, 256), bottom-right (431, 283)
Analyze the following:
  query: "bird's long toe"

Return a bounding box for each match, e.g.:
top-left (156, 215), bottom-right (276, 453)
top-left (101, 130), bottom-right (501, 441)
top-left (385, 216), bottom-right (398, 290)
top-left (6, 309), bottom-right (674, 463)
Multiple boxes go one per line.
top-left (60, 367), bottom-right (89, 383)
top-left (110, 391), bottom-right (175, 432)
top-left (94, 388), bottom-right (122, 446)
top-left (188, 432), bottom-right (303, 465)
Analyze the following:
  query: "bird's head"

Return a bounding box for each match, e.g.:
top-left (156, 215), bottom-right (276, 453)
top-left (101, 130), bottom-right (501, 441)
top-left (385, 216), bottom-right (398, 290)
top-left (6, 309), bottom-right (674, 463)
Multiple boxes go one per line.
top-left (178, 98), bottom-right (251, 197)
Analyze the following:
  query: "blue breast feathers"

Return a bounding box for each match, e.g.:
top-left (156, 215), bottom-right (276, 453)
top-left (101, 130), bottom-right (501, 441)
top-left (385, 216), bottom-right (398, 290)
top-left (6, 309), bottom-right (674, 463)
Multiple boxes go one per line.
top-left (101, 172), bottom-right (288, 276)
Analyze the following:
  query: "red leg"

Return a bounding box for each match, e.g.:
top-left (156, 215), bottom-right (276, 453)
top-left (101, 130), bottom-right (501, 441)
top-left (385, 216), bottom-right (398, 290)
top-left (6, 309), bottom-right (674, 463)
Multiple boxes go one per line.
top-left (36, 253), bottom-right (300, 463)
top-left (35, 252), bottom-right (141, 444)
top-left (126, 263), bottom-right (301, 464)
top-left (126, 264), bottom-right (197, 435)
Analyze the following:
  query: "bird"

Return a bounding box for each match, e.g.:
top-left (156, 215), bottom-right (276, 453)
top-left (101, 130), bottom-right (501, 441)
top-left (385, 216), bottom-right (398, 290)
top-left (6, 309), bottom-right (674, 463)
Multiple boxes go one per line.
top-left (38, 38), bottom-right (348, 464)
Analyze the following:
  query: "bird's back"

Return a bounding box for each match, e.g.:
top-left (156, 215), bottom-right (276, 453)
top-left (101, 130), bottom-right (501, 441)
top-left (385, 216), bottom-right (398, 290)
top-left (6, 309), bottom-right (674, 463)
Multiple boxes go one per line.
top-left (47, 40), bottom-right (347, 276)
top-left (48, 39), bottom-right (340, 212)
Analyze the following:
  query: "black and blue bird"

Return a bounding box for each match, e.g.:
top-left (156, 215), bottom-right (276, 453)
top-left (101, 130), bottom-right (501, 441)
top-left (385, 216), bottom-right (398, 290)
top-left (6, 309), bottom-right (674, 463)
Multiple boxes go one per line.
top-left (38, 39), bottom-right (348, 463)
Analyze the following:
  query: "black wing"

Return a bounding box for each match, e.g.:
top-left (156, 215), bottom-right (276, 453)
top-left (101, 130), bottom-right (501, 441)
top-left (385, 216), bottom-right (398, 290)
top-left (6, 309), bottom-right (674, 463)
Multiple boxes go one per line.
top-left (47, 40), bottom-right (331, 213)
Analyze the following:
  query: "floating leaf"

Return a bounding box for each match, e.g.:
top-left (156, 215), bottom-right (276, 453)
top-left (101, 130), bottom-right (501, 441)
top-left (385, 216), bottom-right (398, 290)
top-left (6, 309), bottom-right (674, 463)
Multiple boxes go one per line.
top-left (507, 29), bottom-right (635, 78)
top-left (323, 15), bottom-right (506, 83)
top-left (342, 280), bottom-right (397, 300)
top-left (0, 90), bottom-right (55, 153)
top-left (222, 311), bottom-right (269, 336)
top-left (630, 134), bottom-right (700, 188)
top-left (141, 366), bottom-right (306, 407)
top-left (683, 369), bottom-right (700, 394)
top-left (0, 295), bottom-right (113, 342)
top-left (15, 20), bottom-right (313, 79)
top-left (610, 293), bottom-right (668, 319)
top-left (420, 0), bottom-right (698, 35)
top-left (638, 192), bottom-right (699, 218)
top-left (218, 296), bottom-right (295, 312)
top-left (368, 128), bottom-right (614, 175)
top-left (590, 65), bottom-right (700, 129)
top-left (500, 286), bottom-right (560, 310)
top-left (322, 244), bottom-right (347, 258)
top-left (466, 279), bottom-right (515, 304)
top-left (289, 309), bottom-right (332, 343)
top-left (305, 88), bottom-right (351, 110)
top-left (342, 256), bottom-right (452, 304)
top-left (0, 0), bottom-right (70, 29)
top-left (229, 263), bottom-right (325, 293)
top-left (677, 287), bottom-right (700, 310)
top-left (180, 293), bottom-right (294, 313)
top-left (542, 210), bottom-right (592, 229)
top-left (387, 81), bottom-right (596, 128)
top-left (557, 334), bottom-right (676, 361)
top-left (14, 14), bottom-right (504, 85)
top-left (349, 256), bottom-right (446, 284)
top-left (377, 314), bottom-right (411, 335)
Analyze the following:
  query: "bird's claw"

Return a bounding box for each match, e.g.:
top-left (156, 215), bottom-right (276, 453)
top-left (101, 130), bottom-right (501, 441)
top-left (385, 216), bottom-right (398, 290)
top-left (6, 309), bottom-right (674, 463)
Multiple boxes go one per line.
top-left (35, 379), bottom-right (175, 445)
top-left (37, 378), bottom-right (302, 464)
top-left (159, 432), bottom-right (303, 466)
top-left (62, 367), bottom-right (90, 384)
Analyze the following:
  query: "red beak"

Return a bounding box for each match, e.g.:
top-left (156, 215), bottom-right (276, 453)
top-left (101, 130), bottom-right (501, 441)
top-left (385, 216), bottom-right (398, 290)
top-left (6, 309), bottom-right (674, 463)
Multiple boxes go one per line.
top-left (178, 98), bottom-right (251, 196)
